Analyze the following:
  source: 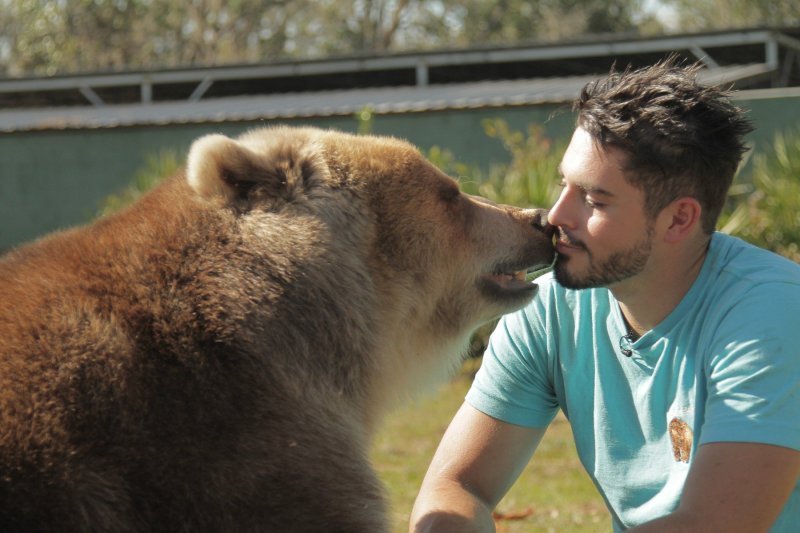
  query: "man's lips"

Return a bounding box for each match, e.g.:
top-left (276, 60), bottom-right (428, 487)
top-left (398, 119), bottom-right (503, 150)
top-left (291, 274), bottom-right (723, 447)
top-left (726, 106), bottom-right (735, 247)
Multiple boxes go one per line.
top-left (556, 238), bottom-right (585, 254)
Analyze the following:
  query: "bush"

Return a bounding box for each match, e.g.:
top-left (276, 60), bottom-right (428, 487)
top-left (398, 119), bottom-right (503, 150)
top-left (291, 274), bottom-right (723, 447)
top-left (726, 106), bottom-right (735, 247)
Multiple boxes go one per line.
top-left (720, 128), bottom-right (800, 262)
top-left (429, 118), bottom-right (564, 209)
top-left (96, 150), bottom-right (179, 218)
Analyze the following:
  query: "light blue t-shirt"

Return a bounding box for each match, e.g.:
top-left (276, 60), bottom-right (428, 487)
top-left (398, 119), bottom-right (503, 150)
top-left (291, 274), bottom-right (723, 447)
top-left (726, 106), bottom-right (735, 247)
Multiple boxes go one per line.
top-left (467, 233), bottom-right (800, 530)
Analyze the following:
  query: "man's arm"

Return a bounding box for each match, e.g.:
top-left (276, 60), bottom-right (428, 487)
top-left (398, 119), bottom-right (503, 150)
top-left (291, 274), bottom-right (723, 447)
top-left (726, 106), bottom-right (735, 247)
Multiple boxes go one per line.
top-left (409, 402), bottom-right (546, 533)
top-left (631, 442), bottom-right (800, 532)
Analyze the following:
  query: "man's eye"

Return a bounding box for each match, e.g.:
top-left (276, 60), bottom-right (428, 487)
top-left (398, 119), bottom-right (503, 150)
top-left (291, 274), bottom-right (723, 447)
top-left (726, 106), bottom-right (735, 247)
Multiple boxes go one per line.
top-left (585, 197), bottom-right (605, 208)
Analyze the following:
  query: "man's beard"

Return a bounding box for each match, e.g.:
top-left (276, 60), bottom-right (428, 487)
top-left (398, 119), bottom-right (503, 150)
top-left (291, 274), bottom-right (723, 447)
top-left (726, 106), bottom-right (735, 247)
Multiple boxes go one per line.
top-left (554, 226), bottom-right (654, 290)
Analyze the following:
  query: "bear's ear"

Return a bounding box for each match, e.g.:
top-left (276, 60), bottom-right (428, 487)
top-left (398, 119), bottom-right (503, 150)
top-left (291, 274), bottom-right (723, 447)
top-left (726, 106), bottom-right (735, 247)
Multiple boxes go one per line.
top-left (186, 133), bottom-right (301, 205)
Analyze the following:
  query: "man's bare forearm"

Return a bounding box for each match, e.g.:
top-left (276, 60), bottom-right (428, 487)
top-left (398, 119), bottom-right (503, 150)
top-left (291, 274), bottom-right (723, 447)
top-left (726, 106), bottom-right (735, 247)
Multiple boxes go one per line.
top-left (410, 480), bottom-right (497, 533)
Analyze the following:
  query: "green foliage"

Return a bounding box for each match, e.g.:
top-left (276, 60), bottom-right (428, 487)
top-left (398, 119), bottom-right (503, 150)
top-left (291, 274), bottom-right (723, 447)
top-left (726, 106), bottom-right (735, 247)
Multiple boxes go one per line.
top-left (429, 118), bottom-right (564, 209)
top-left (720, 129), bottom-right (800, 261)
top-left (8, 0), bottom-right (800, 78)
top-left (0, 0), bottom-right (310, 76)
top-left (355, 106), bottom-right (375, 134)
top-left (96, 150), bottom-right (179, 219)
top-left (665, 0), bottom-right (800, 31)
top-left (0, 0), bottom-right (655, 77)
top-left (473, 119), bottom-right (564, 208)
top-left (455, 0), bottom-right (641, 45)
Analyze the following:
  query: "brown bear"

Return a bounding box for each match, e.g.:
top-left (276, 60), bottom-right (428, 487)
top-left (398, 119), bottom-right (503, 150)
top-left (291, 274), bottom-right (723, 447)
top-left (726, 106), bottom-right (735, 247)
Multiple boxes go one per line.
top-left (0, 126), bottom-right (554, 532)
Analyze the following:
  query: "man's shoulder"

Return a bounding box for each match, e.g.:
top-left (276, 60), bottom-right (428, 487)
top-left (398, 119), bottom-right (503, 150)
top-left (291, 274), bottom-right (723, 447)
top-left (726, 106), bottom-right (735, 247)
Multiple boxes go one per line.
top-left (710, 233), bottom-right (800, 287)
top-left (701, 233), bottom-right (800, 335)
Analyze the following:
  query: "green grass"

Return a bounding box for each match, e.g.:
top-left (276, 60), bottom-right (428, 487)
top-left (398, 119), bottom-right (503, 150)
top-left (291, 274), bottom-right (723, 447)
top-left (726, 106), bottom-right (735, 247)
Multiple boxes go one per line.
top-left (371, 360), bottom-right (611, 532)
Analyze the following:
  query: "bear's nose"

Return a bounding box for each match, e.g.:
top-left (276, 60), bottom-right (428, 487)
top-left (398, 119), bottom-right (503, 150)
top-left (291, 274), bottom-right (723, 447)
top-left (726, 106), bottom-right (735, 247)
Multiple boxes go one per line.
top-left (529, 208), bottom-right (555, 238)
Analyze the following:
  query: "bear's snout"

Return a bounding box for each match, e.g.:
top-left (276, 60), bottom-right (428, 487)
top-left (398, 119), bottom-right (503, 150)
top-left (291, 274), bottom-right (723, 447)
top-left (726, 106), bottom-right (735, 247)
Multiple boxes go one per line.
top-left (526, 208), bottom-right (556, 238)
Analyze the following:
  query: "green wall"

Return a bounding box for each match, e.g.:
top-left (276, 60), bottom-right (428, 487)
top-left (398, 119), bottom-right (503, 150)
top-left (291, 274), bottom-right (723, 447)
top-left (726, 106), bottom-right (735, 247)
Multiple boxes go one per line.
top-left (0, 96), bottom-right (797, 252)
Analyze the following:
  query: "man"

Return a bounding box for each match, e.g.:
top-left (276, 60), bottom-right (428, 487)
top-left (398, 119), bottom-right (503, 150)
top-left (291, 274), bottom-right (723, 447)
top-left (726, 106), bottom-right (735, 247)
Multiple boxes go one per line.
top-left (410, 58), bottom-right (800, 532)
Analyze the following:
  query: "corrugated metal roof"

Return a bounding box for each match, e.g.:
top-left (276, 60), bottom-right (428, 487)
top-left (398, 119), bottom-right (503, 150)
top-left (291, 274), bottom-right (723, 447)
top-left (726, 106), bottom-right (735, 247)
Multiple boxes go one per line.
top-left (0, 63), bottom-right (773, 133)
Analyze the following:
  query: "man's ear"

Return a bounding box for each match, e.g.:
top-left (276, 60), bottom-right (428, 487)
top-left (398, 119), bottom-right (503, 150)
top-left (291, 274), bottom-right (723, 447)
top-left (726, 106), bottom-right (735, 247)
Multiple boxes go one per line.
top-left (660, 197), bottom-right (702, 243)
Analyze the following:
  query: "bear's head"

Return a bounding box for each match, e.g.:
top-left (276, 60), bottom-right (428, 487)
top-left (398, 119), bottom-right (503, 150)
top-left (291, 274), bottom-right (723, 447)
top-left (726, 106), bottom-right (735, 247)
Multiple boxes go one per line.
top-left (186, 126), bottom-right (555, 412)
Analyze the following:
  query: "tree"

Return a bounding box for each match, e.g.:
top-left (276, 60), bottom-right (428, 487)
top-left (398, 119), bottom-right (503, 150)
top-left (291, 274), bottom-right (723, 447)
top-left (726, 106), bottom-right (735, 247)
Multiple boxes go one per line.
top-left (5, 1), bottom-right (796, 81)
top-left (288, 0), bottom-right (448, 56)
top-left (0, 0), bottom-right (309, 75)
top-left (0, 0), bottom-right (651, 77)
top-left (665, 0), bottom-right (800, 31)
top-left (457, 0), bottom-right (641, 44)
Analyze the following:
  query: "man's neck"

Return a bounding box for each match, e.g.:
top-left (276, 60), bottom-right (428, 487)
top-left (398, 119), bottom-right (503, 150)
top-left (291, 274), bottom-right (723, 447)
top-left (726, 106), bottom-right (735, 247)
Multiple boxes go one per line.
top-left (613, 237), bottom-right (711, 337)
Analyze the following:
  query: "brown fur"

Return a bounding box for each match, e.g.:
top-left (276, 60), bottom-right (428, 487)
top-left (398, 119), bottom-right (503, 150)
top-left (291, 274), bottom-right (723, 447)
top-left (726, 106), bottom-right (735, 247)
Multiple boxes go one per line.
top-left (0, 126), bottom-right (554, 532)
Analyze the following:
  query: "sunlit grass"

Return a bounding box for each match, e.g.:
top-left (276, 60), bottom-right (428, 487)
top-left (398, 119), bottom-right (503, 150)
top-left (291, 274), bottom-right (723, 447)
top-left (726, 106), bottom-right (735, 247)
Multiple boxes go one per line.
top-left (372, 360), bottom-right (611, 532)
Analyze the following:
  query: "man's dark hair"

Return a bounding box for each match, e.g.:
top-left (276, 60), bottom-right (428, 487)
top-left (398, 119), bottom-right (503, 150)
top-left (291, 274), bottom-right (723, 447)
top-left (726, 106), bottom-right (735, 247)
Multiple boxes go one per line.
top-left (574, 56), bottom-right (754, 234)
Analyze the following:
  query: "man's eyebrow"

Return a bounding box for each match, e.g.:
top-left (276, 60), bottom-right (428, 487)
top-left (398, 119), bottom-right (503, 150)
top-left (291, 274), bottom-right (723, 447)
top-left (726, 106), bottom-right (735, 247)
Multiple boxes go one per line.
top-left (557, 164), bottom-right (616, 198)
top-left (584, 185), bottom-right (615, 197)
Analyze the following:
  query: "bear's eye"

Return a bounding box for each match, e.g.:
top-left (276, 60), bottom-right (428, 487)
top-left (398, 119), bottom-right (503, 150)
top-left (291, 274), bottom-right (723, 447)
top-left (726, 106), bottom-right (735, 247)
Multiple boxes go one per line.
top-left (439, 185), bottom-right (460, 204)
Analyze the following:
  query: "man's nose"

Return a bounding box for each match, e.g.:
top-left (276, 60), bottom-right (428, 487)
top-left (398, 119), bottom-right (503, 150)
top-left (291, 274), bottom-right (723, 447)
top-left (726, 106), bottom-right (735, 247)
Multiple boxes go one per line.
top-left (547, 188), bottom-right (571, 229)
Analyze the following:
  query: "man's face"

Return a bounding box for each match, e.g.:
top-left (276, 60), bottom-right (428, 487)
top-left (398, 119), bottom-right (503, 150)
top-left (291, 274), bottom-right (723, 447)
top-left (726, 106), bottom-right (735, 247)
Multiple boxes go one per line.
top-left (549, 127), bottom-right (654, 290)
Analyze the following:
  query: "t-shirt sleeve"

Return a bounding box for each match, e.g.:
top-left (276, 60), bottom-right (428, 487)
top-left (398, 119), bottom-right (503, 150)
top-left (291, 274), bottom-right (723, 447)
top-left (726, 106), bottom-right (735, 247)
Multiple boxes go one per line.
top-left (466, 295), bottom-right (560, 429)
top-left (700, 283), bottom-right (800, 451)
